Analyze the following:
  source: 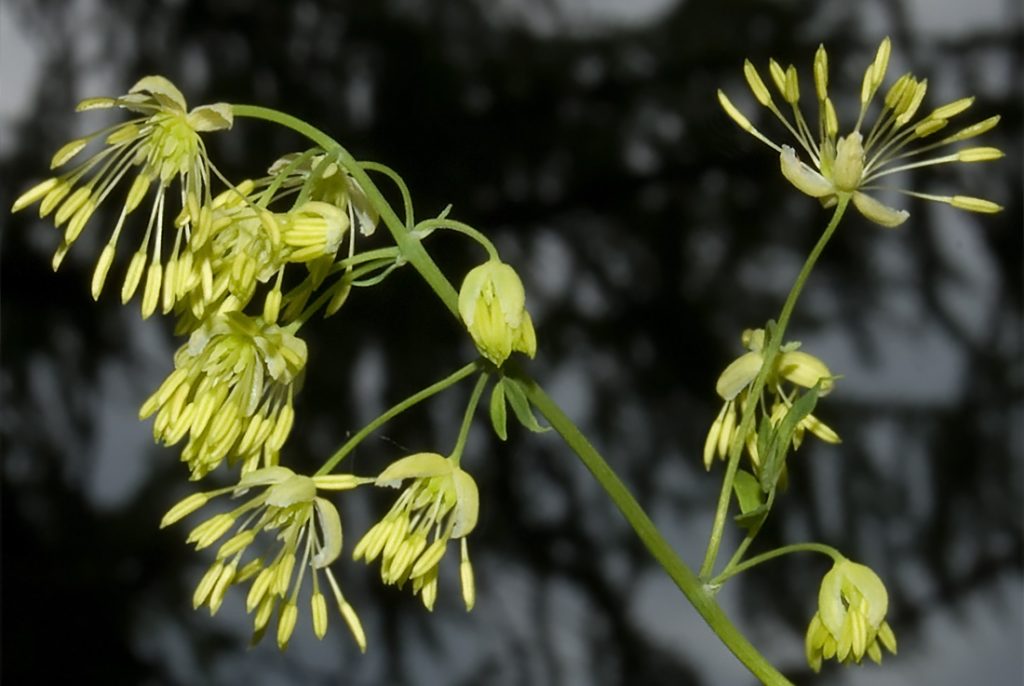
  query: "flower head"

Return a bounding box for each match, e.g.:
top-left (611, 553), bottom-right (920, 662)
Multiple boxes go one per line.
top-left (174, 180), bottom-right (350, 329)
top-left (704, 328), bottom-right (839, 471)
top-left (459, 260), bottom-right (537, 366)
top-left (353, 452), bottom-right (479, 611)
top-left (718, 38), bottom-right (1003, 227)
top-left (11, 76), bottom-right (233, 316)
top-left (139, 311), bottom-right (306, 479)
top-left (267, 151), bottom-right (378, 238)
top-left (806, 558), bottom-right (897, 672)
top-left (161, 466), bottom-right (371, 650)
top-left (170, 153), bottom-right (375, 329)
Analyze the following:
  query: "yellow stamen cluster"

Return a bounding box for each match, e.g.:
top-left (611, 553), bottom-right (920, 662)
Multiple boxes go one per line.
top-left (353, 453), bottom-right (479, 611)
top-left (11, 76), bottom-right (233, 316)
top-left (718, 38), bottom-right (1003, 227)
top-left (162, 466), bottom-right (371, 649)
top-left (458, 260), bottom-right (537, 367)
top-left (140, 311), bottom-right (307, 479)
top-left (806, 559), bottom-right (897, 672)
top-left (704, 328), bottom-right (839, 471)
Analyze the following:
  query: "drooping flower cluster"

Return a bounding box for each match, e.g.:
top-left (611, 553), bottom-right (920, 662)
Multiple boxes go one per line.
top-left (718, 37), bottom-right (1003, 226)
top-left (353, 453), bottom-right (479, 610)
top-left (12, 76), bottom-right (233, 317)
top-left (140, 311), bottom-right (307, 479)
top-left (161, 466), bottom-right (372, 649)
top-left (704, 328), bottom-right (839, 471)
top-left (805, 558), bottom-right (897, 671)
top-left (13, 75), bottom-right (513, 656)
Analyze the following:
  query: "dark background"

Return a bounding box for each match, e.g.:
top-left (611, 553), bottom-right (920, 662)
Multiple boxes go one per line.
top-left (1, 1), bottom-right (1021, 684)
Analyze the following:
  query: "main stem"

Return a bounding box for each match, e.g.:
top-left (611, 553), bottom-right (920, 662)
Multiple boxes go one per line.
top-left (699, 196), bottom-right (850, 580)
top-left (523, 377), bottom-right (793, 686)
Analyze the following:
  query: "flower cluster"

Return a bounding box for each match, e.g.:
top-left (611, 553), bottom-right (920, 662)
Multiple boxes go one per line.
top-left (162, 466), bottom-right (371, 649)
top-left (353, 453), bottom-right (479, 610)
top-left (718, 37), bottom-right (1003, 226)
top-left (806, 559), bottom-right (897, 671)
top-left (704, 328), bottom-right (839, 471)
top-left (140, 311), bottom-right (307, 479)
top-left (12, 76), bottom-right (233, 317)
top-left (13, 75), bottom-right (513, 656)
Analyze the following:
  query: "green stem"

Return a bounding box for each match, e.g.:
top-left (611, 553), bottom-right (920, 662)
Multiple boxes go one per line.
top-left (293, 258), bottom-right (397, 327)
top-left (522, 377), bottom-right (793, 686)
top-left (449, 373), bottom-right (489, 466)
top-left (711, 543), bottom-right (842, 586)
top-left (699, 196), bottom-right (850, 580)
top-left (414, 218), bottom-right (500, 261)
top-left (361, 161), bottom-right (415, 228)
top-left (232, 104), bottom-right (460, 316)
top-left (314, 361), bottom-right (480, 476)
top-left (721, 487), bottom-right (778, 577)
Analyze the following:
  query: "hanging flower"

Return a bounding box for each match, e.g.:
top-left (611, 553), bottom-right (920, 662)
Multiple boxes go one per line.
top-left (139, 311), bottom-right (306, 479)
top-left (704, 328), bottom-right (839, 471)
top-left (171, 179), bottom-right (350, 329)
top-left (718, 37), bottom-right (1003, 227)
top-left (11, 76), bottom-right (233, 316)
top-left (266, 151), bottom-right (378, 238)
top-left (161, 466), bottom-right (372, 650)
top-left (458, 259), bottom-right (537, 367)
top-left (805, 558), bottom-right (897, 672)
top-left (353, 452), bottom-right (479, 611)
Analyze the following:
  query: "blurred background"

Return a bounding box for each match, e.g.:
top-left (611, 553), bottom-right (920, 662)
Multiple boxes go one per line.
top-left (1, 0), bottom-right (1021, 684)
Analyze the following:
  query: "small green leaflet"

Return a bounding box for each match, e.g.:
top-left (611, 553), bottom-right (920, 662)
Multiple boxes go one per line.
top-left (489, 378), bottom-right (508, 441)
top-left (489, 375), bottom-right (547, 437)
top-left (733, 469), bottom-right (769, 530)
top-left (758, 381), bottom-right (822, 492)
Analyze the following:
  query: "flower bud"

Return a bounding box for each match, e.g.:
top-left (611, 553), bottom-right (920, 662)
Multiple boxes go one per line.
top-left (458, 260), bottom-right (537, 366)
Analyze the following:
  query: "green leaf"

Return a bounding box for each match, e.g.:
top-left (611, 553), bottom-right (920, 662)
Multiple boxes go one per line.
top-left (735, 470), bottom-right (774, 530)
top-left (489, 378), bottom-right (508, 441)
top-left (733, 469), bottom-right (764, 514)
top-left (761, 382), bottom-right (822, 491)
top-left (502, 377), bottom-right (547, 433)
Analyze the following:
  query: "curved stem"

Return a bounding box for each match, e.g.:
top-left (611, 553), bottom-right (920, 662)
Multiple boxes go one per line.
top-left (293, 258), bottom-right (398, 327)
top-left (449, 372), bottom-right (489, 466)
top-left (699, 196), bottom-right (850, 580)
top-left (711, 543), bottom-right (842, 586)
top-left (414, 218), bottom-right (500, 261)
top-left (522, 376), bottom-right (793, 686)
top-left (361, 161), bottom-right (414, 228)
top-left (314, 361), bottom-right (480, 476)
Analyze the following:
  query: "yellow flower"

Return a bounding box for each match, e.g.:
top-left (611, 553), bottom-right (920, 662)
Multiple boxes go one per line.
top-left (267, 151), bottom-right (378, 237)
top-left (718, 38), bottom-right (1003, 227)
top-left (161, 466), bottom-right (372, 650)
top-left (458, 260), bottom-right (537, 366)
top-left (139, 311), bottom-right (306, 479)
top-left (352, 452), bottom-right (479, 611)
top-left (805, 558), bottom-right (897, 672)
top-left (11, 76), bottom-right (233, 316)
top-left (172, 178), bottom-right (350, 328)
top-left (704, 328), bottom-right (839, 471)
